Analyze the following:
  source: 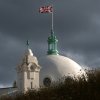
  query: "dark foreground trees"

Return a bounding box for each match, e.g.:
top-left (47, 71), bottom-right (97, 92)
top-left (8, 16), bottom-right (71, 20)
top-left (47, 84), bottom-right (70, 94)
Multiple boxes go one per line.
top-left (1, 69), bottom-right (100, 100)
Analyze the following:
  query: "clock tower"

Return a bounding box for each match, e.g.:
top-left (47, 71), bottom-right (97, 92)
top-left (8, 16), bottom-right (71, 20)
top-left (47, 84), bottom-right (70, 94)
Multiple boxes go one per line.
top-left (16, 41), bottom-right (40, 92)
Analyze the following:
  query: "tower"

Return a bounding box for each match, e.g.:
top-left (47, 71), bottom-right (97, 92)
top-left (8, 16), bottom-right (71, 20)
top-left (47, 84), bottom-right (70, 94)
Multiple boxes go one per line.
top-left (16, 41), bottom-right (40, 92)
top-left (47, 30), bottom-right (59, 55)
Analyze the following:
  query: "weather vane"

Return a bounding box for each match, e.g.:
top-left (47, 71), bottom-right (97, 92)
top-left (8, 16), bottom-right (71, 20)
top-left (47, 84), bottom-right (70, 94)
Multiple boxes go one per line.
top-left (26, 40), bottom-right (30, 49)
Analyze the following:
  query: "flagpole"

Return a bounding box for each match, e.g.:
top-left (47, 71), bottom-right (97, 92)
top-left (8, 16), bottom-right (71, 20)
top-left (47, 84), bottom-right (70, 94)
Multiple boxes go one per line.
top-left (39, 4), bottom-right (54, 33)
top-left (51, 5), bottom-right (54, 33)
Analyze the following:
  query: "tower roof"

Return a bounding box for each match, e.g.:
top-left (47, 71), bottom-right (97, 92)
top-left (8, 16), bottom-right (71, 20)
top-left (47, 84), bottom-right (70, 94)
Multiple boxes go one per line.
top-left (16, 41), bottom-right (40, 72)
top-left (25, 48), bottom-right (33, 56)
top-left (22, 48), bottom-right (39, 66)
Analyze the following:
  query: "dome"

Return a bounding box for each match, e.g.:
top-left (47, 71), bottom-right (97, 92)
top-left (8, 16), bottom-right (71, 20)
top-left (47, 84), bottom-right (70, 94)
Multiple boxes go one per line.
top-left (39, 55), bottom-right (86, 86)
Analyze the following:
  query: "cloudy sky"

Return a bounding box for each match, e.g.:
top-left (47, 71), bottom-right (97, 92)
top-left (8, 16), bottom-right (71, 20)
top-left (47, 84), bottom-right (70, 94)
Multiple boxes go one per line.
top-left (0, 0), bottom-right (100, 87)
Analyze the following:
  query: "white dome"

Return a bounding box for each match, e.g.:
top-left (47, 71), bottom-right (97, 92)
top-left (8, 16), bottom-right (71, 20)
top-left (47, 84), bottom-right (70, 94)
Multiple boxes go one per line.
top-left (39, 55), bottom-right (86, 86)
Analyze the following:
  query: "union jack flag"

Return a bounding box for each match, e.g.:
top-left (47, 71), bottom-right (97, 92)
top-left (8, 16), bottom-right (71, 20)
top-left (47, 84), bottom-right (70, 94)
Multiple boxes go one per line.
top-left (39, 6), bottom-right (53, 13)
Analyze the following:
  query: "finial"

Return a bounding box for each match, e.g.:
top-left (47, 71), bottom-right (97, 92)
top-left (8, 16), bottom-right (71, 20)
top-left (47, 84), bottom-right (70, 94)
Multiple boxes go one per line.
top-left (51, 29), bottom-right (54, 36)
top-left (47, 29), bottom-right (59, 55)
top-left (26, 40), bottom-right (30, 49)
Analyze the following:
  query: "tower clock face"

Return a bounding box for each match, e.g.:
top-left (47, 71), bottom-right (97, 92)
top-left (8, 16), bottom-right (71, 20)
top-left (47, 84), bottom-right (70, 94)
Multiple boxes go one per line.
top-left (30, 65), bottom-right (34, 70)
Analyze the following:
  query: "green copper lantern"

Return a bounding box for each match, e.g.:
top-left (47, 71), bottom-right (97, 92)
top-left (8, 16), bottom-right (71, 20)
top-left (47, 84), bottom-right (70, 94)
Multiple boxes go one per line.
top-left (47, 30), bottom-right (59, 55)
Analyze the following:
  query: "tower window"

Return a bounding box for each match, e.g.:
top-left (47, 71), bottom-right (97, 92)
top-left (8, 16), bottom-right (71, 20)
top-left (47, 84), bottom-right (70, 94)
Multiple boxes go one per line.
top-left (31, 82), bottom-right (33, 89)
top-left (30, 65), bottom-right (34, 71)
top-left (27, 71), bottom-right (30, 79)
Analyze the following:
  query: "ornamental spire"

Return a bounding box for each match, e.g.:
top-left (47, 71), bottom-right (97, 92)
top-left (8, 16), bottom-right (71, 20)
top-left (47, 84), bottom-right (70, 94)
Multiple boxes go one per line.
top-left (26, 40), bottom-right (33, 56)
top-left (39, 5), bottom-right (59, 55)
top-left (26, 40), bottom-right (30, 49)
top-left (47, 30), bottom-right (59, 55)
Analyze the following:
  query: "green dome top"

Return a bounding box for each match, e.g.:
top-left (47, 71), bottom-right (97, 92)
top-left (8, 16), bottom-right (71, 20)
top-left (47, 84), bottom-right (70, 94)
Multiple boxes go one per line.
top-left (47, 30), bottom-right (59, 55)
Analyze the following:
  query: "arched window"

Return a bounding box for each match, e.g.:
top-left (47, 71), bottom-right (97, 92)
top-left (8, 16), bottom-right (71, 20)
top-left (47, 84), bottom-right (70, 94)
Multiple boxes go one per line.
top-left (43, 77), bottom-right (51, 87)
top-left (27, 71), bottom-right (30, 79)
top-left (31, 82), bottom-right (33, 89)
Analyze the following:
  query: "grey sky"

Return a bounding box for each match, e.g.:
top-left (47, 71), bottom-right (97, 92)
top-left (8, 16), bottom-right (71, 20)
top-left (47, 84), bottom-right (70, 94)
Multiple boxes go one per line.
top-left (0, 0), bottom-right (100, 87)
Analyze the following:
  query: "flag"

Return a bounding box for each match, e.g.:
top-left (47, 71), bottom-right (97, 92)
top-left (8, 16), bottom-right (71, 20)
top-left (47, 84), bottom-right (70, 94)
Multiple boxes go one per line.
top-left (39, 6), bottom-right (53, 13)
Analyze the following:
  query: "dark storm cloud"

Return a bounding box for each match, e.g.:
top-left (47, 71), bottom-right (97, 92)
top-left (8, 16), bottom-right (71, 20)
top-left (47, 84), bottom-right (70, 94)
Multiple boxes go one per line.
top-left (0, 0), bottom-right (100, 87)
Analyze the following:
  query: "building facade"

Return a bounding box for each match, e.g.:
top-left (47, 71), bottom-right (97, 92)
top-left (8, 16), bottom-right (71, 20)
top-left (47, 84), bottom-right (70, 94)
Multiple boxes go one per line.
top-left (16, 47), bottom-right (40, 92)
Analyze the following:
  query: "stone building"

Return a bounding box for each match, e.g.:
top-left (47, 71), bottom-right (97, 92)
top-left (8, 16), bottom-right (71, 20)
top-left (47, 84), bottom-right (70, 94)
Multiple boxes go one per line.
top-left (0, 30), bottom-right (86, 95)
